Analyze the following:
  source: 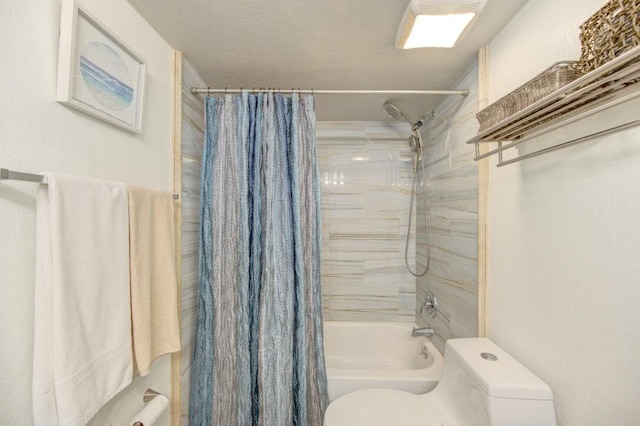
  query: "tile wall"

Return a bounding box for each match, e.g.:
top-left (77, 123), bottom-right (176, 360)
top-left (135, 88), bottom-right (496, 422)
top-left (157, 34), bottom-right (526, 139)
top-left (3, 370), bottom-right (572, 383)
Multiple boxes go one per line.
top-left (179, 59), bottom-right (205, 423)
top-left (316, 122), bottom-right (418, 322)
top-left (415, 64), bottom-right (480, 353)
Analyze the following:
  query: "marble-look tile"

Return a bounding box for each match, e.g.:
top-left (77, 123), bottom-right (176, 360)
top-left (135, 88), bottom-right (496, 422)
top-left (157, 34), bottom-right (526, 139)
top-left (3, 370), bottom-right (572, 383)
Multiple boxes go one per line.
top-left (364, 185), bottom-right (412, 215)
top-left (328, 218), bottom-right (400, 253)
top-left (316, 122), bottom-right (367, 140)
top-left (321, 251), bottom-right (365, 279)
top-left (364, 122), bottom-right (409, 139)
top-left (415, 64), bottom-right (479, 351)
top-left (361, 251), bottom-right (409, 290)
top-left (180, 59), bottom-right (207, 421)
top-left (318, 122), bottom-right (416, 322)
top-left (320, 184), bottom-right (365, 217)
top-left (330, 288), bottom-right (402, 313)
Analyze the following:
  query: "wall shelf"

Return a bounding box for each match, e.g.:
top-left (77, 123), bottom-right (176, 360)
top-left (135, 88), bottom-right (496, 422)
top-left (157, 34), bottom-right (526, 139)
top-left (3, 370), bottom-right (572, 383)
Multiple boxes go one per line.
top-left (468, 45), bottom-right (640, 167)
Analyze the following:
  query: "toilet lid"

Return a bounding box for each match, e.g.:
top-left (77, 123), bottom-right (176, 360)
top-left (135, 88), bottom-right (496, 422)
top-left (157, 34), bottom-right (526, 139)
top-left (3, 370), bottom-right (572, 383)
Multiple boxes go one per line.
top-left (324, 389), bottom-right (443, 426)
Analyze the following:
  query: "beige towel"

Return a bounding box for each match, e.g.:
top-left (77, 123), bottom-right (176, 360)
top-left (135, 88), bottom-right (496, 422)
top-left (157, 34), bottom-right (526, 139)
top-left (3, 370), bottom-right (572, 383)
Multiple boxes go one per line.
top-left (128, 186), bottom-right (181, 376)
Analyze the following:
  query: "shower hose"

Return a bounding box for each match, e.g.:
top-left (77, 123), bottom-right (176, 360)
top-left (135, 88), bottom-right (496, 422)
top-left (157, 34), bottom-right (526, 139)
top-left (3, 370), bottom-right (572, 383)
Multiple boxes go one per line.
top-left (404, 129), bottom-right (430, 278)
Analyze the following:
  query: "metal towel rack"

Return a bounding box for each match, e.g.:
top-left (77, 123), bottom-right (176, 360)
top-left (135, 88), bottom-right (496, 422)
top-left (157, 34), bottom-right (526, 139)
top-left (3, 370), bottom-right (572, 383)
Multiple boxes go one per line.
top-left (467, 45), bottom-right (640, 166)
top-left (1, 168), bottom-right (180, 199)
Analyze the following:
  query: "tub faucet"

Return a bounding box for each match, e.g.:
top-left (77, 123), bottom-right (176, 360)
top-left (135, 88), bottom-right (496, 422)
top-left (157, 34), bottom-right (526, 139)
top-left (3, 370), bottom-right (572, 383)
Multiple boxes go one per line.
top-left (412, 327), bottom-right (434, 337)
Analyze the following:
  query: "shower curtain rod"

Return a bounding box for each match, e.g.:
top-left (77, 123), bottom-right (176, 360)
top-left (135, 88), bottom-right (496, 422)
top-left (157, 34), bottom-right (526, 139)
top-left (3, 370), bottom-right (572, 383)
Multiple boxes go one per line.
top-left (1, 168), bottom-right (180, 199)
top-left (190, 88), bottom-right (470, 96)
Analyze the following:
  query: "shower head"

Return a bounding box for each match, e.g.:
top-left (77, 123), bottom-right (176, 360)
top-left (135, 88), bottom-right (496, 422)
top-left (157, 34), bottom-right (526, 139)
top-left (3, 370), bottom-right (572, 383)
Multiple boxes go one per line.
top-left (383, 102), bottom-right (413, 125)
top-left (384, 102), bottom-right (435, 133)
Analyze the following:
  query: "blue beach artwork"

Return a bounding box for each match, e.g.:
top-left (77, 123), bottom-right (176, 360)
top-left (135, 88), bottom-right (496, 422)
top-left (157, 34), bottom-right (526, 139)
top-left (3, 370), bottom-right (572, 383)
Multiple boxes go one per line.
top-left (79, 41), bottom-right (134, 111)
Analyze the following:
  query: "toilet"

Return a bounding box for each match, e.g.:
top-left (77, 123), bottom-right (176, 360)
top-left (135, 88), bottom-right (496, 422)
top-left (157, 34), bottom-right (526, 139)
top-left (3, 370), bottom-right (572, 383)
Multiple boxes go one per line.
top-left (324, 338), bottom-right (556, 426)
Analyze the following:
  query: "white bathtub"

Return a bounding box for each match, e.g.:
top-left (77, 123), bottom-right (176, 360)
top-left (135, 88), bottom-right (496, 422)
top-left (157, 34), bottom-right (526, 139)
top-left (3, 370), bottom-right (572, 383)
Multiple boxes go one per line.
top-left (322, 321), bottom-right (444, 401)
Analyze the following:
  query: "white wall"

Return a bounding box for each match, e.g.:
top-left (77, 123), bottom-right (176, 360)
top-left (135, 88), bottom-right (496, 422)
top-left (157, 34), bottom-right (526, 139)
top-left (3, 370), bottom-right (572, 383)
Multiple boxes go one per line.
top-left (0, 0), bottom-right (174, 424)
top-left (487, 0), bottom-right (640, 425)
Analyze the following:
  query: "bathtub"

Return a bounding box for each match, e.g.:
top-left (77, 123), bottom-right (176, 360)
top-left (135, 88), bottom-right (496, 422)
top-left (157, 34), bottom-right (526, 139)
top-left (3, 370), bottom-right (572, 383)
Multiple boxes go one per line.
top-left (322, 321), bottom-right (444, 401)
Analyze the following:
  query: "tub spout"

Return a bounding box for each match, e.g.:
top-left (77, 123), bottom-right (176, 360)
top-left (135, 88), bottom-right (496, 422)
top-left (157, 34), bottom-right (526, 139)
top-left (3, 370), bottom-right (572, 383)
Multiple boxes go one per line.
top-left (412, 327), bottom-right (434, 337)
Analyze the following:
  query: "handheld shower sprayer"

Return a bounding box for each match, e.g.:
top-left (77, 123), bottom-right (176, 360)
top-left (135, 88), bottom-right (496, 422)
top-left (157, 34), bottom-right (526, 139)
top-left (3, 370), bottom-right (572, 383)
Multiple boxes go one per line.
top-left (382, 101), bottom-right (431, 278)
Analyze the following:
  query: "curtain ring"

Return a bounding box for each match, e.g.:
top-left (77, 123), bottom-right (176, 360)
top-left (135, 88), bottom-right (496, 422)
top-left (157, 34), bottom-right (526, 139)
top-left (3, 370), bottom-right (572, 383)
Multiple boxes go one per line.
top-left (311, 88), bottom-right (314, 96)
top-left (224, 87), bottom-right (228, 95)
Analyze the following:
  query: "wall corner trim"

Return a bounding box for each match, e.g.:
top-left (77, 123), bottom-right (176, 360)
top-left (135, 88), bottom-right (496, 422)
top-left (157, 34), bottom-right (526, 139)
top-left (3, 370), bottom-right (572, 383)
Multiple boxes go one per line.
top-left (477, 45), bottom-right (490, 338)
top-left (170, 48), bottom-right (183, 426)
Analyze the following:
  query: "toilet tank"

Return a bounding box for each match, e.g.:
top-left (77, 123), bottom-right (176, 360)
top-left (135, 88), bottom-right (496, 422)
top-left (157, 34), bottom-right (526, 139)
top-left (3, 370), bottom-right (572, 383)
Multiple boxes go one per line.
top-left (443, 338), bottom-right (556, 426)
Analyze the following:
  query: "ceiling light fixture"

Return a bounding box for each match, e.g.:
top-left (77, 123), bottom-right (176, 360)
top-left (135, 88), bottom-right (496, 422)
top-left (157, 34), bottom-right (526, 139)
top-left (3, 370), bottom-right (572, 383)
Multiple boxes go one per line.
top-left (395, 0), bottom-right (487, 49)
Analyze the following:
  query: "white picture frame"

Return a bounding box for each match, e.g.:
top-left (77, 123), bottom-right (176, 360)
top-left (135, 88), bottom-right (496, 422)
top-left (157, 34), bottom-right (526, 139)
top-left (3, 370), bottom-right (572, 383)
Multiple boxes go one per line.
top-left (56, 0), bottom-right (146, 134)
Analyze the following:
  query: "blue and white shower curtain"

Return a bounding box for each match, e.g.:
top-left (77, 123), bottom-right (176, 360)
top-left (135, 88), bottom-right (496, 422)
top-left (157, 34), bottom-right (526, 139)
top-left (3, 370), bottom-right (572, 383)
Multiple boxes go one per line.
top-left (190, 92), bottom-right (329, 426)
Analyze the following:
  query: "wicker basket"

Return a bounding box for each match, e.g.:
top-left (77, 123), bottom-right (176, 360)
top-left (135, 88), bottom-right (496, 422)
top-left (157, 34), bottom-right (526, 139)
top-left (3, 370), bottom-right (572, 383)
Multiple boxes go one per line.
top-left (578, 0), bottom-right (640, 74)
top-left (476, 62), bottom-right (579, 132)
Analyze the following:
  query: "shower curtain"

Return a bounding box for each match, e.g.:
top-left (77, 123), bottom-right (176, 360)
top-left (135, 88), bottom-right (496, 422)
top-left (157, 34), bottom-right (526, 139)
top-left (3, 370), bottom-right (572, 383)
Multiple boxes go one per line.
top-left (190, 92), bottom-right (329, 426)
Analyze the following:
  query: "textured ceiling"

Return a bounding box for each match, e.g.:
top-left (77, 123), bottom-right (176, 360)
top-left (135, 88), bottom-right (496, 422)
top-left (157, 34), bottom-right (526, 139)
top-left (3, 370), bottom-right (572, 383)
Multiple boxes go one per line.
top-left (127, 0), bottom-right (528, 122)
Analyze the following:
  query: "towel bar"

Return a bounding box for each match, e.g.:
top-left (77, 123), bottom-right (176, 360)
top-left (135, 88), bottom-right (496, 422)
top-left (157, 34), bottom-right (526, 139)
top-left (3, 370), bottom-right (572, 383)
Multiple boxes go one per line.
top-left (1, 168), bottom-right (180, 199)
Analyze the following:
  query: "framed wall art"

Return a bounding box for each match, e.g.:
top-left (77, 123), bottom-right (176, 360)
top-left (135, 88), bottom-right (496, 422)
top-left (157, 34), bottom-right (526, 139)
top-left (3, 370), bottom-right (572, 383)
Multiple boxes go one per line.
top-left (56, 0), bottom-right (146, 134)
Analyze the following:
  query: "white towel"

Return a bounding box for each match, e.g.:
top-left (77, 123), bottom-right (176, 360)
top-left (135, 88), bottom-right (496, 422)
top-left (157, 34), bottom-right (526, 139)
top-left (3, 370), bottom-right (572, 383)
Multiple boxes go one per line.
top-left (128, 186), bottom-right (181, 376)
top-left (33, 173), bottom-right (133, 426)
